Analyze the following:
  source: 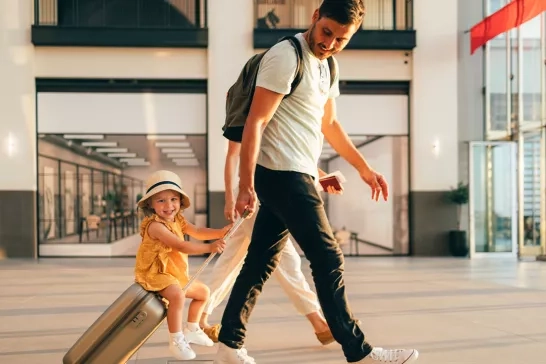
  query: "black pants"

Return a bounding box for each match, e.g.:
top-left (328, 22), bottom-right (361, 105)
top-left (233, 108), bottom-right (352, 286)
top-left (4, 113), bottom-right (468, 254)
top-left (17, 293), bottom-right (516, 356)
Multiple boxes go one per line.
top-left (218, 165), bottom-right (373, 362)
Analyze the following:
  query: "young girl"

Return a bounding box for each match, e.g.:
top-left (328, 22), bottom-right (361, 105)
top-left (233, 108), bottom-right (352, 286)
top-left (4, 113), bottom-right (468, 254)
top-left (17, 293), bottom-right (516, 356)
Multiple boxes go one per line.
top-left (135, 170), bottom-right (232, 360)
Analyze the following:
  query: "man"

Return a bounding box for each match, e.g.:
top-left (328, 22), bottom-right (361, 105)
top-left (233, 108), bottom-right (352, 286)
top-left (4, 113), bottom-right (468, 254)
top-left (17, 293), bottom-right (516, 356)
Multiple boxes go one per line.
top-left (214, 1), bottom-right (419, 363)
top-left (200, 140), bottom-right (338, 346)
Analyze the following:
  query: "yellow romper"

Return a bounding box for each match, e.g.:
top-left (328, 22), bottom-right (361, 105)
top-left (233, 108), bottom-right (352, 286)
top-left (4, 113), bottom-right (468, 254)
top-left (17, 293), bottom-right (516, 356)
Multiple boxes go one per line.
top-left (134, 214), bottom-right (190, 291)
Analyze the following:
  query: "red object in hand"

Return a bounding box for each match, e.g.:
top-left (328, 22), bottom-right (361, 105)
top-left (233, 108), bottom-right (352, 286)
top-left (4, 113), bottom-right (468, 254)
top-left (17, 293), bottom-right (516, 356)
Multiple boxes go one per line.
top-left (319, 176), bottom-right (343, 192)
top-left (319, 171), bottom-right (346, 192)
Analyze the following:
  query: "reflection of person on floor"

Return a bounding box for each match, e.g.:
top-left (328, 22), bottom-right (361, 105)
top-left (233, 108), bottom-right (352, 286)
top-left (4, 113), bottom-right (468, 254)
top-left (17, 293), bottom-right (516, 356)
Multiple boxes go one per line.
top-left (199, 140), bottom-right (338, 345)
top-left (134, 170), bottom-right (232, 361)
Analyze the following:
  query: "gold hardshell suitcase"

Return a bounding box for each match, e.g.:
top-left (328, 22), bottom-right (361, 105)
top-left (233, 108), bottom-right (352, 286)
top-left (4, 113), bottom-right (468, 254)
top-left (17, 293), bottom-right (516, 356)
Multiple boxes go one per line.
top-left (63, 210), bottom-right (249, 364)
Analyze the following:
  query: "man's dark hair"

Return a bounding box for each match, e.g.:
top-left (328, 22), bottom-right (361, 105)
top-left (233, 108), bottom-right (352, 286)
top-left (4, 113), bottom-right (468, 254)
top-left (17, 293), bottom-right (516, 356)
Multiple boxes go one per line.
top-left (318, 0), bottom-right (366, 25)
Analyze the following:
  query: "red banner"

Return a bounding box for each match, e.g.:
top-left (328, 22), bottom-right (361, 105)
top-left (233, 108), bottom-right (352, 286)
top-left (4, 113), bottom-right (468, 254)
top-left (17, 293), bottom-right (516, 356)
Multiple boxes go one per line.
top-left (470, 0), bottom-right (546, 54)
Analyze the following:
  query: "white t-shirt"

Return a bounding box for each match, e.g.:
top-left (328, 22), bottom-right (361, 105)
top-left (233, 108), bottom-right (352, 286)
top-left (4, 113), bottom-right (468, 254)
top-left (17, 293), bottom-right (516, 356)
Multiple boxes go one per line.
top-left (255, 33), bottom-right (340, 182)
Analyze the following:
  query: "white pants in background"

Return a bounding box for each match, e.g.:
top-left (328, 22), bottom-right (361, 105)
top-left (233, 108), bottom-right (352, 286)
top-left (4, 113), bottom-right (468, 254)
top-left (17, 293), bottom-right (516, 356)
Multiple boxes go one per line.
top-left (203, 210), bottom-right (321, 316)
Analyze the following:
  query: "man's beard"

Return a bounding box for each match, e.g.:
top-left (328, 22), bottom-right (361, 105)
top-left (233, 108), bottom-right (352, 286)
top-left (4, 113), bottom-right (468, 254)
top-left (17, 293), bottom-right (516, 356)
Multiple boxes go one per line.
top-left (307, 23), bottom-right (334, 60)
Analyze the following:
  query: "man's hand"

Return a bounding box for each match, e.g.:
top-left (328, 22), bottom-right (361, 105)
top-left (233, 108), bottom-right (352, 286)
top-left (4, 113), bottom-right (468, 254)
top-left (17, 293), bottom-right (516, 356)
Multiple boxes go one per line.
top-left (360, 168), bottom-right (389, 201)
top-left (325, 185), bottom-right (344, 195)
top-left (224, 198), bottom-right (238, 222)
top-left (235, 186), bottom-right (257, 217)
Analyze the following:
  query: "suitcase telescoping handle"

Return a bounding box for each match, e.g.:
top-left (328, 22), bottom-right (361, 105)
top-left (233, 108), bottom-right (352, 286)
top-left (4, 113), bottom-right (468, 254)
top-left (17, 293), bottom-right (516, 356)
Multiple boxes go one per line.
top-left (182, 208), bottom-right (251, 291)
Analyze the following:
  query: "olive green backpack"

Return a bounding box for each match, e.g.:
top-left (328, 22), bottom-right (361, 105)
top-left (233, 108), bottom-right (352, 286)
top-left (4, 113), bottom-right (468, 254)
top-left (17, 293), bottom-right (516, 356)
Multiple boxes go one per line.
top-left (222, 35), bottom-right (336, 142)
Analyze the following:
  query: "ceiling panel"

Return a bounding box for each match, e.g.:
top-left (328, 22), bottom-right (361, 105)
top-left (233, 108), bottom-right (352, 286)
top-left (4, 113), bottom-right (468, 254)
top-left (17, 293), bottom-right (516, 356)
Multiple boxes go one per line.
top-left (48, 134), bottom-right (206, 169)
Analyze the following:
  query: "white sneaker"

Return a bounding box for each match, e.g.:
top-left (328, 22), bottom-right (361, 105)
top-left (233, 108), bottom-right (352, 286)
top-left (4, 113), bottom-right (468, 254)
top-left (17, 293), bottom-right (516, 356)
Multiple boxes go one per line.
top-left (358, 347), bottom-right (419, 363)
top-left (213, 342), bottom-right (256, 364)
top-left (169, 336), bottom-right (197, 360)
top-left (184, 327), bottom-right (215, 347)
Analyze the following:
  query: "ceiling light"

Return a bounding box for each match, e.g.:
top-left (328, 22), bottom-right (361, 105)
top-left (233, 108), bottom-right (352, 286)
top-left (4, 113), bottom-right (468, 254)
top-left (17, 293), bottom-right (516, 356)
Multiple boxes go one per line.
top-left (173, 159), bottom-right (199, 166)
top-left (64, 134), bottom-right (104, 139)
top-left (81, 142), bottom-right (118, 147)
top-left (124, 161), bottom-right (150, 166)
top-left (161, 148), bottom-right (193, 153)
top-left (167, 153), bottom-right (195, 158)
top-left (95, 148), bottom-right (128, 153)
top-left (108, 153), bottom-right (137, 158)
top-left (147, 135), bottom-right (187, 140)
top-left (119, 158), bottom-right (146, 163)
top-left (155, 142), bottom-right (190, 148)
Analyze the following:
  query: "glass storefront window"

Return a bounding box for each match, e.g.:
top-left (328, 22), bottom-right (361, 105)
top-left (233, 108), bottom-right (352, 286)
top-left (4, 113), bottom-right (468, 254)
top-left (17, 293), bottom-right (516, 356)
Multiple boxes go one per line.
top-left (79, 166), bottom-right (92, 221)
top-left (520, 16), bottom-right (542, 126)
top-left (522, 131), bottom-right (541, 248)
top-left (93, 170), bottom-right (104, 215)
top-left (511, 28), bottom-right (519, 129)
top-left (541, 13), bottom-right (546, 126)
top-left (60, 162), bottom-right (78, 237)
top-left (38, 156), bottom-right (60, 242)
top-left (487, 0), bottom-right (511, 137)
top-left (37, 155), bottom-right (144, 245)
top-left (482, 3), bottom-right (546, 258)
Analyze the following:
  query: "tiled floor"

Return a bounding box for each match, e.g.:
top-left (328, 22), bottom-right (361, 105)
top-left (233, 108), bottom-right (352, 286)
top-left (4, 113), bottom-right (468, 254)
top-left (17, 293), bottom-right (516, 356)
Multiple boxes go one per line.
top-left (0, 256), bottom-right (545, 364)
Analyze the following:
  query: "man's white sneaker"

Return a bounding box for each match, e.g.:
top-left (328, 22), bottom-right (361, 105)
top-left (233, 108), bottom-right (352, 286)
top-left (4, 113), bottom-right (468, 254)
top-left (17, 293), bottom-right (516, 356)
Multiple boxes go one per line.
top-left (169, 337), bottom-right (197, 360)
top-left (358, 347), bottom-right (418, 363)
top-left (184, 327), bottom-right (215, 347)
top-left (213, 342), bottom-right (256, 364)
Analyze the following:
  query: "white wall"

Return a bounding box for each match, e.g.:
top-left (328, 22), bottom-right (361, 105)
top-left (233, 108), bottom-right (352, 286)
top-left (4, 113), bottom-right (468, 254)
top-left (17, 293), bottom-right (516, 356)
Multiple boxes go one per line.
top-left (411, 0), bottom-right (459, 191)
top-left (37, 92), bottom-right (206, 134)
top-left (335, 50), bottom-right (412, 81)
top-left (35, 47), bottom-right (207, 79)
top-left (336, 95), bottom-right (408, 135)
top-left (207, 0), bottom-right (255, 191)
top-left (0, 0), bottom-right (36, 191)
top-left (254, 49), bottom-right (413, 81)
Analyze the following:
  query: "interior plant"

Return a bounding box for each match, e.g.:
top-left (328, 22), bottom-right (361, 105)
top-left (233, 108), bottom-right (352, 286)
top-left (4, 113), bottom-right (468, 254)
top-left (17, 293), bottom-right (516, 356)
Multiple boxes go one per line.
top-left (104, 190), bottom-right (119, 214)
top-left (446, 181), bottom-right (469, 257)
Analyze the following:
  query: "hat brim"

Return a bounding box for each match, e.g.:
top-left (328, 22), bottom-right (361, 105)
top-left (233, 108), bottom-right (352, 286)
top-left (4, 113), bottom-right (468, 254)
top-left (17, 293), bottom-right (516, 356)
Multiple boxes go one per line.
top-left (137, 184), bottom-right (191, 210)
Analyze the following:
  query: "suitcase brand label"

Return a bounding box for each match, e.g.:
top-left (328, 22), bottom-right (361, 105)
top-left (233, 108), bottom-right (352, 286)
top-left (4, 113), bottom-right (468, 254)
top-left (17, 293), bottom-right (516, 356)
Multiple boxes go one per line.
top-left (131, 311), bottom-right (148, 328)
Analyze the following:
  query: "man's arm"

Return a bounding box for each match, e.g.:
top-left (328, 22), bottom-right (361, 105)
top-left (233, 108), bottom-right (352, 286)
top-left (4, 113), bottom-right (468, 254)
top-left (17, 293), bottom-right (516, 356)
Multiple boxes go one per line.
top-left (321, 98), bottom-right (371, 174)
top-left (225, 141), bottom-right (240, 202)
top-left (238, 88), bottom-right (284, 191)
top-left (320, 57), bottom-right (371, 176)
top-left (321, 98), bottom-right (388, 201)
top-left (238, 41), bottom-right (298, 195)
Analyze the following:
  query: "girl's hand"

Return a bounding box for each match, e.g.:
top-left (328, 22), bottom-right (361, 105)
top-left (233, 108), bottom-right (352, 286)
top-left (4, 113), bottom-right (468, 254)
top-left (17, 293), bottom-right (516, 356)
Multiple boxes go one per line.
top-left (210, 239), bottom-right (226, 254)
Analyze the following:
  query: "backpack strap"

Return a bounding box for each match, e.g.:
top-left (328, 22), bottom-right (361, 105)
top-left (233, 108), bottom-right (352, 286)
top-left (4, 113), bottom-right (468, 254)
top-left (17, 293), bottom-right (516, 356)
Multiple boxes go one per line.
top-left (327, 56), bottom-right (337, 88)
top-left (276, 35), bottom-right (304, 98)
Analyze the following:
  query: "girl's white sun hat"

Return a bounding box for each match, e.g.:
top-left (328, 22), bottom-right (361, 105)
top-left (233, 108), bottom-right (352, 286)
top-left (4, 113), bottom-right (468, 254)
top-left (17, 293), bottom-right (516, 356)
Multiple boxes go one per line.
top-left (137, 170), bottom-right (190, 209)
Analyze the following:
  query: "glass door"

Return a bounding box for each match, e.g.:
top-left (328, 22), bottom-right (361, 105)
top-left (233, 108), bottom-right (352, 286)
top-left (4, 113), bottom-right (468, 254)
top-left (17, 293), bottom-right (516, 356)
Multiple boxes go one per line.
top-left (519, 130), bottom-right (545, 257)
top-left (469, 141), bottom-right (518, 258)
